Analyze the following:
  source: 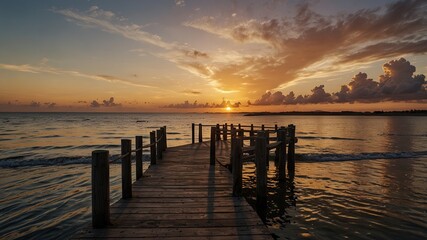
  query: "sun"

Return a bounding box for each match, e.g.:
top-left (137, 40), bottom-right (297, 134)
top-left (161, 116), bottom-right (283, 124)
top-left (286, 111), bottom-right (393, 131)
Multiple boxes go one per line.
top-left (225, 106), bottom-right (232, 112)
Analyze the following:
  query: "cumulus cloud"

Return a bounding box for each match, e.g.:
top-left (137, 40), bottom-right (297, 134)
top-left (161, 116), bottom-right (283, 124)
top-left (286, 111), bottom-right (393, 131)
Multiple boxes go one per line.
top-left (253, 58), bottom-right (426, 105)
top-left (90, 97), bottom-right (122, 108)
top-left (183, 0), bottom-right (427, 95)
top-left (164, 99), bottom-right (241, 108)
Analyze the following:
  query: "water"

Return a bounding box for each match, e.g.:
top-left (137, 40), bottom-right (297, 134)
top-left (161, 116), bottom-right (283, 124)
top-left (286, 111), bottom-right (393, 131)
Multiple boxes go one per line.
top-left (0, 113), bottom-right (426, 239)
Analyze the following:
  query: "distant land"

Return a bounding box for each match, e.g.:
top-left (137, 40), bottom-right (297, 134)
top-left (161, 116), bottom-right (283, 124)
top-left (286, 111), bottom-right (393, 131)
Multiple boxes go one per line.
top-left (244, 110), bottom-right (427, 116)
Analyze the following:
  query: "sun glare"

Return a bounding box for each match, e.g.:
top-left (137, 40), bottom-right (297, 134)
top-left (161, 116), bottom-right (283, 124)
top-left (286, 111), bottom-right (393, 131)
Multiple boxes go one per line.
top-left (226, 106), bottom-right (232, 111)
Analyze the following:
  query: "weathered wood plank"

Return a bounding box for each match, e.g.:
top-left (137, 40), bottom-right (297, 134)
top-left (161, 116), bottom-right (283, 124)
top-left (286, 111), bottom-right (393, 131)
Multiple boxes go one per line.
top-left (74, 141), bottom-right (272, 239)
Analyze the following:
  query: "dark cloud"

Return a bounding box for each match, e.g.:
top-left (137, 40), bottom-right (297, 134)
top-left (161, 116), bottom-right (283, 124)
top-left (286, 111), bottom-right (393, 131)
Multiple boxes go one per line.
top-left (164, 99), bottom-right (241, 109)
top-left (90, 97), bottom-right (122, 108)
top-left (181, 49), bottom-right (209, 59)
top-left (44, 102), bottom-right (57, 108)
top-left (182, 90), bottom-right (202, 95)
top-left (253, 58), bottom-right (426, 105)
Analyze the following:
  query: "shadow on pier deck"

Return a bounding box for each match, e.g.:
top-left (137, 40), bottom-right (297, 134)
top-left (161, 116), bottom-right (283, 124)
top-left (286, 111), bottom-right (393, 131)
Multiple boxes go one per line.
top-left (74, 141), bottom-right (272, 239)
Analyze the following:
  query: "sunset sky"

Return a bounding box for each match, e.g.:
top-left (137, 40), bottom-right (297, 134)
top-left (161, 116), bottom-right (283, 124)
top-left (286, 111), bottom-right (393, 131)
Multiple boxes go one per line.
top-left (0, 0), bottom-right (426, 112)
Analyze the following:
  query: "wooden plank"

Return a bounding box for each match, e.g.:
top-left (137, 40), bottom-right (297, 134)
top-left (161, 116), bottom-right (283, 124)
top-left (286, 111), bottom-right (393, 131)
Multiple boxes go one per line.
top-left (74, 140), bottom-right (272, 239)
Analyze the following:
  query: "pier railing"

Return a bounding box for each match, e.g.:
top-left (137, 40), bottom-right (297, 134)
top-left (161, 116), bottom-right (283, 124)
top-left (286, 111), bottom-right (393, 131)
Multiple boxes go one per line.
top-left (205, 123), bottom-right (297, 209)
top-left (91, 126), bottom-right (167, 228)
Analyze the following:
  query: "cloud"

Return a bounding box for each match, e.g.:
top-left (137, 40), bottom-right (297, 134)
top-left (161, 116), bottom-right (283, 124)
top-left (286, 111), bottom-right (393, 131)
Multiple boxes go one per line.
top-left (44, 102), bottom-right (57, 108)
top-left (253, 58), bottom-right (426, 105)
top-left (164, 99), bottom-right (241, 108)
top-left (90, 97), bottom-right (122, 108)
top-left (182, 90), bottom-right (202, 95)
top-left (54, 6), bottom-right (208, 60)
top-left (53, 6), bottom-right (174, 50)
top-left (29, 101), bottom-right (41, 108)
top-left (183, 0), bottom-right (427, 96)
top-left (0, 63), bottom-right (155, 88)
top-left (175, 0), bottom-right (185, 7)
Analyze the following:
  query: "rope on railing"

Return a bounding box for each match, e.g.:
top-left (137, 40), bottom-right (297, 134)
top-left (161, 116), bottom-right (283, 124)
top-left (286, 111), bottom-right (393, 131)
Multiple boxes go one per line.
top-left (109, 152), bottom-right (130, 163)
top-left (108, 131), bottom-right (165, 163)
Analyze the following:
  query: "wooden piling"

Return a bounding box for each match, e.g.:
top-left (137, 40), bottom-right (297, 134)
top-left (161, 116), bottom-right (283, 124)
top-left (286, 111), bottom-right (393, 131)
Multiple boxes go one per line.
top-left (135, 136), bottom-right (143, 180)
top-left (250, 124), bottom-right (255, 146)
top-left (210, 127), bottom-right (216, 165)
top-left (156, 129), bottom-right (163, 160)
top-left (216, 124), bottom-right (221, 141)
top-left (198, 123), bottom-right (202, 142)
top-left (91, 150), bottom-right (110, 228)
top-left (237, 129), bottom-right (244, 147)
top-left (261, 124), bottom-right (265, 131)
top-left (287, 124), bottom-right (296, 178)
top-left (277, 128), bottom-right (287, 182)
top-left (223, 123), bottom-right (227, 140)
top-left (232, 137), bottom-right (243, 196)
top-left (163, 126), bottom-right (167, 149)
top-left (255, 132), bottom-right (267, 209)
top-left (230, 127), bottom-right (236, 168)
top-left (191, 123), bottom-right (195, 144)
top-left (265, 131), bottom-right (270, 167)
top-left (121, 139), bottom-right (132, 199)
top-left (150, 131), bottom-right (156, 165)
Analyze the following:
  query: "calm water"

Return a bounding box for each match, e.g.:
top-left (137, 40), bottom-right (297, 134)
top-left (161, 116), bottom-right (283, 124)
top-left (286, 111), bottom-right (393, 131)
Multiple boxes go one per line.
top-left (0, 113), bottom-right (426, 239)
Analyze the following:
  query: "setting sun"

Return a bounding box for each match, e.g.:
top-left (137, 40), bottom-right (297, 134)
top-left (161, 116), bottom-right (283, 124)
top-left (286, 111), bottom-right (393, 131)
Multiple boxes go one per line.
top-left (226, 106), bottom-right (232, 111)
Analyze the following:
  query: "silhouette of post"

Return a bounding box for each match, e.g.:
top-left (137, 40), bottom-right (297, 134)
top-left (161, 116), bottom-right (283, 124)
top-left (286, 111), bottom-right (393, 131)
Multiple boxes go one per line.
top-left (121, 139), bottom-right (132, 199)
top-left (150, 131), bottom-right (156, 165)
top-left (135, 135), bottom-right (143, 180)
top-left (198, 123), bottom-right (203, 142)
top-left (210, 127), bottom-right (216, 165)
top-left (256, 131), bottom-right (267, 209)
top-left (191, 123), bottom-right (195, 144)
top-left (232, 137), bottom-right (243, 196)
top-left (92, 150), bottom-right (110, 228)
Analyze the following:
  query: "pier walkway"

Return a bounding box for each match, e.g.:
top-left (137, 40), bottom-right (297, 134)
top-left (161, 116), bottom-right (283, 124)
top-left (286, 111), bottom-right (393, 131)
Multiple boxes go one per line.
top-left (74, 141), bottom-right (272, 239)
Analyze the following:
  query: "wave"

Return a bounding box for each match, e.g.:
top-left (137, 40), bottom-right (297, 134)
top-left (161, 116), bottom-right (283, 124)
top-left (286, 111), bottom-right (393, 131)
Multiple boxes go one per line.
top-left (298, 136), bottom-right (363, 141)
top-left (298, 151), bottom-right (427, 162)
top-left (0, 154), bottom-right (151, 168)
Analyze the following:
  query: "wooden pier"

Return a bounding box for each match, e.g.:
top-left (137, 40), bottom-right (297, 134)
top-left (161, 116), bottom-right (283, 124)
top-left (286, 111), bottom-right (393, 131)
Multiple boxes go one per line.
top-left (74, 123), bottom-right (297, 239)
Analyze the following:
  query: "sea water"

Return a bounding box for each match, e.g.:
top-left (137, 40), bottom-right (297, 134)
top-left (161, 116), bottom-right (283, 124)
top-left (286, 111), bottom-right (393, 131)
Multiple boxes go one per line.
top-left (0, 113), bottom-right (426, 239)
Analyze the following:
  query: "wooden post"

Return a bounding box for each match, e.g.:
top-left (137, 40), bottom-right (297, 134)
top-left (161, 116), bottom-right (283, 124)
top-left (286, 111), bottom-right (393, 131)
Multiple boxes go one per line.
top-left (237, 129), bottom-right (244, 147)
top-left (238, 123), bottom-right (241, 129)
top-left (135, 136), bottom-right (143, 180)
top-left (261, 124), bottom-right (265, 131)
top-left (150, 131), bottom-right (156, 165)
top-left (92, 150), bottom-right (110, 228)
top-left (250, 124), bottom-right (254, 146)
top-left (121, 139), bottom-right (132, 199)
top-left (156, 129), bottom-right (162, 160)
top-left (255, 131), bottom-right (267, 209)
top-left (275, 124), bottom-right (278, 131)
top-left (223, 123), bottom-right (227, 140)
top-left (216, 124), bottom-right (221, 141)
top-left (210, 127), bottom-right (216, 165)
top-left (287, 124), bottom-right (296, 179)
top-left (265, 131), bottom-right (270, 167)
top-left (191, 123), bottom-right (195, 144)
top-left (230, 127), bottom-right (236, 168)
top-left (160, 127), bottom-right (166, 151)
top-left (163, 126), bottom-right (167, 149)
top-left (198, 123), bottom-right (203, 142)
top-left (232, 137), bottom-right (243, 196)
top-left (277, 128), bottom-right (287, 182)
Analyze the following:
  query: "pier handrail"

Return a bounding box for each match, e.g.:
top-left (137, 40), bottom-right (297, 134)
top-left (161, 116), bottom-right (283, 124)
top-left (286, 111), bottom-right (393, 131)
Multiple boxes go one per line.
top-left (192, 123), bottom-right (293, 143)
top-left (208, 122), bottom-right (296, 212)
top-left (91, 126), bottom-right (167, 228)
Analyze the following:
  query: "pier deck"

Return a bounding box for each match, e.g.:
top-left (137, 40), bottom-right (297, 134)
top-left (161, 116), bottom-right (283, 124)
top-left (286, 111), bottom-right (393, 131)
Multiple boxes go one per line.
top-left (74, 141), bottom-right (272, 239)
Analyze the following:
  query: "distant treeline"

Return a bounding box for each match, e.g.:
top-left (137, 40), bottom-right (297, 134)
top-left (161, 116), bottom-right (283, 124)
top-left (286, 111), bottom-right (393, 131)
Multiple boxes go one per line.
top-left (244, 110), bottom-right (427, 116)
